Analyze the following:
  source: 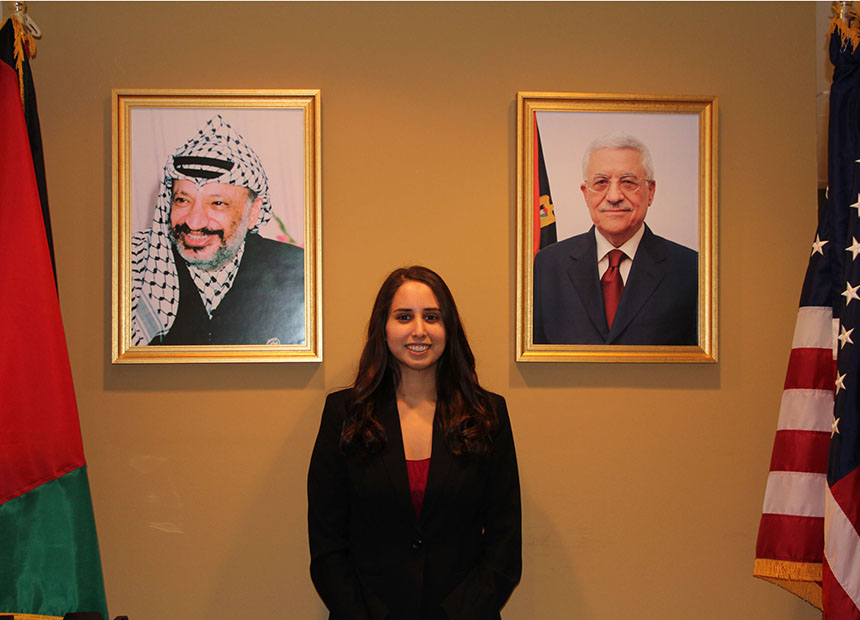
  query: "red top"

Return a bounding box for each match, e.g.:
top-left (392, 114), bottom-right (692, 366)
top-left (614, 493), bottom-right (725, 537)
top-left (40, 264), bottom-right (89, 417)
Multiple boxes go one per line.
top-left (406, 457), bottom-right (431, 517)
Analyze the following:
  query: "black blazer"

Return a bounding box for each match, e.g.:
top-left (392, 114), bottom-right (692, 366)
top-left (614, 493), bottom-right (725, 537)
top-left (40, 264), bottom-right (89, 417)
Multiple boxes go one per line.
top-left (533, 225), bottom-right (698, 345)
top-left (308, 388), bottom-right (521, 620)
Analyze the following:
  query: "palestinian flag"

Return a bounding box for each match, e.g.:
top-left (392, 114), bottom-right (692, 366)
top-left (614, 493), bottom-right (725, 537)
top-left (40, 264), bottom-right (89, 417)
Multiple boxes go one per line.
top-left (534, 116), bottom-right (557, 254)
top-left (0, 17), bottom-right (108, 620)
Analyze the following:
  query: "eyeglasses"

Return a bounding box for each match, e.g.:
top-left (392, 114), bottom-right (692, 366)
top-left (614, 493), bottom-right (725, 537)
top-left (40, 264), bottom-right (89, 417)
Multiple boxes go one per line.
top-left (584, 175), bottom-right (650, 196)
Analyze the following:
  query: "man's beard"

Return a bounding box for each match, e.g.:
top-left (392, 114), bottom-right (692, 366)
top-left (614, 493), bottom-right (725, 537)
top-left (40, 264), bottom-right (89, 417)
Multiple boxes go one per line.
top-left (170, 218), bottom-right (250, 271)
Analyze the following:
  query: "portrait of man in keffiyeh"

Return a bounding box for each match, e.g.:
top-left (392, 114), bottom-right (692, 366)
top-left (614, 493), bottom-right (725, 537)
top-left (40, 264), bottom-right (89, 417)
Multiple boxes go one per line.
top-left (131, 114), bottom-right (305, 347)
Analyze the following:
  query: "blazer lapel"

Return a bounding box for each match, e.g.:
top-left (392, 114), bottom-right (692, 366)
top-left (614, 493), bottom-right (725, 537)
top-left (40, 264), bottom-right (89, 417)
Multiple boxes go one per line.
top-left (566, 228), bottom-right (609, 341)
top-left (608, 226), bottom-right (667, 343)
top-left (418, 412), bottom-right (455, 525)
top-left (377, 390), bottom-right (418, 523)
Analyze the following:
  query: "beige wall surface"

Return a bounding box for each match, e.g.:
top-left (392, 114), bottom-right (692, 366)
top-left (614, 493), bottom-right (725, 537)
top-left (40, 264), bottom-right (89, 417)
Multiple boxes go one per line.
top-left (26, 2), bottom-right (818, 618)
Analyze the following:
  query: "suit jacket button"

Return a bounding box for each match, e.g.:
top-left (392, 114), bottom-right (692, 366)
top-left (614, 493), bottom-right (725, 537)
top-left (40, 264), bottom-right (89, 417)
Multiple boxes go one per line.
top-left (412, 539), bottom-right (423, 550)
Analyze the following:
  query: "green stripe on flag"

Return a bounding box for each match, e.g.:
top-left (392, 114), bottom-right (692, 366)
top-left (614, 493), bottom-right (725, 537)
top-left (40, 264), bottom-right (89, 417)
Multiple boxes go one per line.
top-left (0, 467), bottom-right (107, 620)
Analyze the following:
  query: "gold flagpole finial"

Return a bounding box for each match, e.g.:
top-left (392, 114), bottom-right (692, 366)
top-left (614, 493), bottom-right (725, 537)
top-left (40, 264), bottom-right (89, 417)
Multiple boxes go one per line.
top-left (2, 0), bottom-right (39, 105)
top-left (10, 1), bottom-right (27, 19)
top-left (4, 2), bottom-right (40, 41)
top-left (831, 1), bottom-right (860, 51)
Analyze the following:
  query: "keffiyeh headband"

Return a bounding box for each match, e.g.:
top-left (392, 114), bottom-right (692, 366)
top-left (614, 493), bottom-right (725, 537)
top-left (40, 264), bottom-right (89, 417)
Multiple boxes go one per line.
top-left (131, 115), bottom-right (272, 346)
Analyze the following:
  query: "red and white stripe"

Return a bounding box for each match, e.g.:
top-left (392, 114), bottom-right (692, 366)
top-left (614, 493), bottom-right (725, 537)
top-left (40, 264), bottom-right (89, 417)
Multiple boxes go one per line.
top-left (755, 306), bottom-right (836, 603)
top-left (825, 468), bottom-right (860, 618)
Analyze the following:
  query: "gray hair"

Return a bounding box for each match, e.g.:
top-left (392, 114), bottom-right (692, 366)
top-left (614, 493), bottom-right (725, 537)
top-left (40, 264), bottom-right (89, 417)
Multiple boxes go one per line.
top-left (581, 131), bottom-right (655, 180)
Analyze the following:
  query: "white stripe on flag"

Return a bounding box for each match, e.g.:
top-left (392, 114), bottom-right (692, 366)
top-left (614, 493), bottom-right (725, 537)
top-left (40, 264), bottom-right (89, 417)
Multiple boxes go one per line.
top-left (763, 471), bottom-right (827, 517)
top-left (825, 486), bottom-right (860, 609)
top-left (778, 389), bottom-right (834, 432)
top-left (833, 317), bottom-right (840, 360)
top-left (791, 307), bottom-right (836, 350)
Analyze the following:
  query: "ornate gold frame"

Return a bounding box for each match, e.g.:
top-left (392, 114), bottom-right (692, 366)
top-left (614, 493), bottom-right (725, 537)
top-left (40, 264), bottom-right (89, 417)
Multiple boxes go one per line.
top-left (111, 89), bottom-right (322, 363)
top-left (515, 92), bottom-right (718, 363)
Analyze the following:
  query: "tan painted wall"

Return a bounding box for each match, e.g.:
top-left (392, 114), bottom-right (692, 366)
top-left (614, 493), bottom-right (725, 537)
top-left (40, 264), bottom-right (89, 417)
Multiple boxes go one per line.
top-left (25, 2), bottom-right (818, 618)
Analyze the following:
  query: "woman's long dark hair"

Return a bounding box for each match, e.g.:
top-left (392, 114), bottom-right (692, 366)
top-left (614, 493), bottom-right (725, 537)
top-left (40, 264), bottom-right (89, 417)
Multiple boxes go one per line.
top-left (340, 266), bottom-right (497, 458)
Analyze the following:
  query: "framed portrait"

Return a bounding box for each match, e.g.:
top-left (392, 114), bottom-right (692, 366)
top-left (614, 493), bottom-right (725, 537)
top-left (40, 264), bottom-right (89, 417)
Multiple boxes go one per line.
top-left (515, 92), bottom-right (718, 363)
top-left (111, 90), bottom-right (322, 363)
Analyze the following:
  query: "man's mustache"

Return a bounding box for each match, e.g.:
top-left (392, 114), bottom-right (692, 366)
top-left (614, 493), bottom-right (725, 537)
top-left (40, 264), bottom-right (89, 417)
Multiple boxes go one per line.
top-left (598, 203), bottom-right (632, 212)
top-left (171, 223), bottom-right (224, 240)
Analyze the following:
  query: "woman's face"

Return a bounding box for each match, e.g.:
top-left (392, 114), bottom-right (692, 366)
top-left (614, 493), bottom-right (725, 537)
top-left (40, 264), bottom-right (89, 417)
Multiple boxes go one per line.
top-left (385, 280), bottom-right (447, 374)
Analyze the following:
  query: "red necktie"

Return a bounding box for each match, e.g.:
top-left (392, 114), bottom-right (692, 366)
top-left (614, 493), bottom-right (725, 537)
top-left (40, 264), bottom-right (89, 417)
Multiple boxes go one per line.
top-left (601, 249), bottom-right (625, 329)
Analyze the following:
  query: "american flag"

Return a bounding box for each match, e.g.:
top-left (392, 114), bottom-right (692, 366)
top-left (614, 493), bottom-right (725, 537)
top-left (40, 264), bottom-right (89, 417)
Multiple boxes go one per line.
top-left (754, 26), bottom-right (860, 618)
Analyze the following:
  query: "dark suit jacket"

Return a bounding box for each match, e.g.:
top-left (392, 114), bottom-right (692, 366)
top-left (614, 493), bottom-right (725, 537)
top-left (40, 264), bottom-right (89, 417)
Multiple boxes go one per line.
top-left (153, 233), bottom-right (305, 346)
top-left (307, 388), bottom-right (521, 620)
top-left (533, 225), bottom-right (698, 345)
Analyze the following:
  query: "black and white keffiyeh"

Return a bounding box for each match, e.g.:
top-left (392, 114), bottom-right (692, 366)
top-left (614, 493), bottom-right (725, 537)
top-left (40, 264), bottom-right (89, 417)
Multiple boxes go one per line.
top-left (187, 243), bottom-right (245, 317)
top-left (131, 115), bottom-right (272, 346)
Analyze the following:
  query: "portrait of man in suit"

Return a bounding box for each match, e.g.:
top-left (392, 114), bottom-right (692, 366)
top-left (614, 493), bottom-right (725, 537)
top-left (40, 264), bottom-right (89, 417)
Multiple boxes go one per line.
top-left (533, 131), bottom-right (698, 346)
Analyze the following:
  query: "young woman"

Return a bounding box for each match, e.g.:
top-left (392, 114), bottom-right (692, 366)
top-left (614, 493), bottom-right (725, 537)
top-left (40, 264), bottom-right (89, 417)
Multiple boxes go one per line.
top-left (308, 266), bottom-right (521, 620)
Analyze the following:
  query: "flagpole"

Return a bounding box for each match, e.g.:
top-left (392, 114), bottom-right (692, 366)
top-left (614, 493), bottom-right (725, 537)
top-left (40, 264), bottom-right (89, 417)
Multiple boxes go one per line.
top-left (5, 1), bottom-right (41, 41)
top-left (839, 1), bottom-right (855, 24)
top-left (833, 1), bottom-right (860, 48)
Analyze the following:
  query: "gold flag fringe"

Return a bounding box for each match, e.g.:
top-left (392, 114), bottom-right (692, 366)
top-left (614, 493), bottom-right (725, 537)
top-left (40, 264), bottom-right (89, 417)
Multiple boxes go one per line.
top-left (753, 558), bottom-right (823, 610)
top-left (0, 15), bottom-right (36, 107)
top-left (830, 1), bottom-right (860, 51)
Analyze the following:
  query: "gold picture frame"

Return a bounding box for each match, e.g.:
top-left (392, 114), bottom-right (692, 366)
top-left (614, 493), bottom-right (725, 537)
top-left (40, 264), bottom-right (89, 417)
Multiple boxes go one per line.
top-left (515, 92), bottom-right (718, 363)
top-left (112, 89), bottom-right (322, 363)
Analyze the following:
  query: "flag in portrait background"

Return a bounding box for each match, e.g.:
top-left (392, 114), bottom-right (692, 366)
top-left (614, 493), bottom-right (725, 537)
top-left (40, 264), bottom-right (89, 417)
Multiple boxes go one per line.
top-left (754, 15), bottom-right (860, 619)
top-left (0, 15), bottom-right (108, 620)
top-left (533, 117), bottom-right (557, 255)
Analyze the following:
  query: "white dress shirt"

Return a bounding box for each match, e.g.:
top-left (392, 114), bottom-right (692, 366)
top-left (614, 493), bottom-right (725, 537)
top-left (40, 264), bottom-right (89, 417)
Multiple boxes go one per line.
top-left (595, 225), bottom-right (645, 284)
